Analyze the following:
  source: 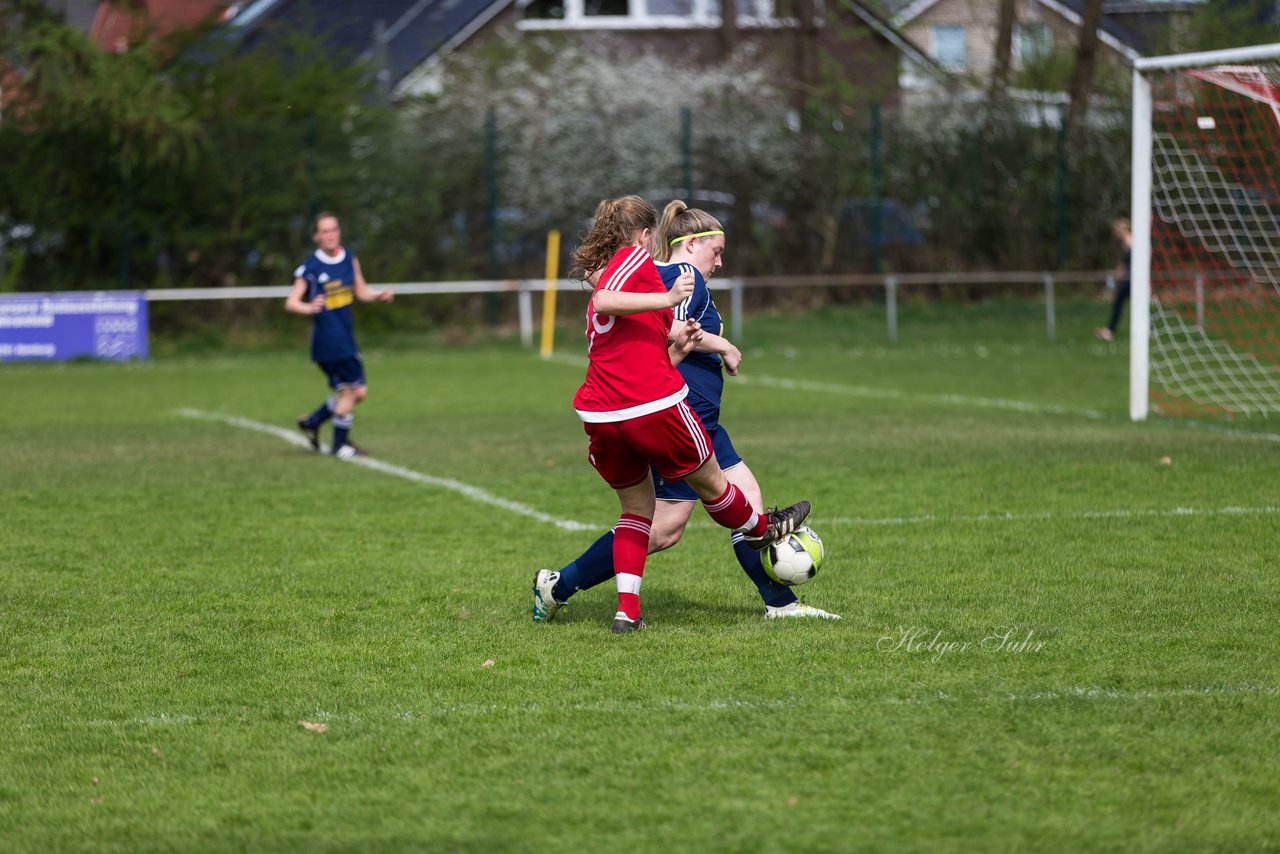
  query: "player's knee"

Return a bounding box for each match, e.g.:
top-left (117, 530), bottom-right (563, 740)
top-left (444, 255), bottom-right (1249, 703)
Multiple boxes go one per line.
top-left (353, 387), bottom-right (368, 403)
top-left (650, 528), bottom-right (683, 552)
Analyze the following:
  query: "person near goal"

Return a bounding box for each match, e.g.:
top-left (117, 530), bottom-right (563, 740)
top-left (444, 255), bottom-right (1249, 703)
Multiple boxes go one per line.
top-left (533, 200), bottom-right (838, 623)
top-left (1095, 218), bottom-right (1133, 343)
top-left (536, 194), bottom-right (812, 634)
top-left (284, 212), bottom-right (393, 458)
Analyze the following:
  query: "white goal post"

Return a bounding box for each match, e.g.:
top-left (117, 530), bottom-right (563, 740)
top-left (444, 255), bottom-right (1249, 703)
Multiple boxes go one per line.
top-left (1131, 43), bottom-right (1280, 421)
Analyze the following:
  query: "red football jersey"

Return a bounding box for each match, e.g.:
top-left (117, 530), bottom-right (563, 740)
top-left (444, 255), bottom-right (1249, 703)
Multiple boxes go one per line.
top-left (573, 245), bottom-right (688, 423)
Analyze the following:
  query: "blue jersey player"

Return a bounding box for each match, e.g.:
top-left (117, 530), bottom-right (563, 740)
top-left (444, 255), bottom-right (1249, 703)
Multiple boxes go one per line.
top-left (533, 200), bottom-right (839, 621)
top-left (285, 212), bottom-right (393, 458)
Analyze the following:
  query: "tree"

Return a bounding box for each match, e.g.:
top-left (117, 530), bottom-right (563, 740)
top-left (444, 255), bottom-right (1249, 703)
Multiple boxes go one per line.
top-left (990, 0), bottom-right (1017, 96)
top-left (0, 20), bottom-right (397, 290)
top-left (1064, 0), bottom-right (1104, 155)
top-left (719, 0), bottom-right (738, 57)
top-left (0, 23), bottom-right (200, 287)
top-left (1180, 0), bottom-right (1280, 51)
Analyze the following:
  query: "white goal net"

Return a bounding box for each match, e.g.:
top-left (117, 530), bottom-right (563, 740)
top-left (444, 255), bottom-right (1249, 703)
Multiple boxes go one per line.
top-left (1131, 44), bottom-right (1280, 420)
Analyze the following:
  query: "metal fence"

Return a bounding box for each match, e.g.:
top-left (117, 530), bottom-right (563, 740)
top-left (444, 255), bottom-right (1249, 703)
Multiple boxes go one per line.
top-left (146, 271), bottom-right (1113, 346)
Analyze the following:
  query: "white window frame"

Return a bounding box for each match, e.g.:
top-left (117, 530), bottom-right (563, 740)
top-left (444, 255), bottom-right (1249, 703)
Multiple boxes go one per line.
top-left (1013, 21), bottom-right (1051, 67)
top-left (517, 0), bottom-right (809, 31)
top-left (928, 24), bottom-right (967, 71)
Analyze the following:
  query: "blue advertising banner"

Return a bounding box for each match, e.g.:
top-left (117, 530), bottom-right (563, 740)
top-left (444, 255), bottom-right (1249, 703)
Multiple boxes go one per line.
top-left (0, 292), bottom-right (148, 362)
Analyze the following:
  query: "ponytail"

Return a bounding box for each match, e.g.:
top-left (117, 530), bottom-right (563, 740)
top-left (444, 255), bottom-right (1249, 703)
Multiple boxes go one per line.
top-left (570, 195), bottom-right (658, 282)
top-left (652, 201), bottom-right (724, 263)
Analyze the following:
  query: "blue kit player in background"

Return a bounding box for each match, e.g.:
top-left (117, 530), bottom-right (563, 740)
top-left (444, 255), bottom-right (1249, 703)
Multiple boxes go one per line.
top-left (533, 200), bottom-right (839, 622)
top-left (285, 212), bottom-right (393, 458)
top-left (1095, 217), bottom-right (1133, 343)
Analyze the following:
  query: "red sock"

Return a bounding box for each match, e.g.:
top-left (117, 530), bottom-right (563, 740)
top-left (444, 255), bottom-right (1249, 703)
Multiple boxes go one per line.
top-left (704, 484), bottom-right (765, 537)
top-left (614, 514), bottom-right (651, 620)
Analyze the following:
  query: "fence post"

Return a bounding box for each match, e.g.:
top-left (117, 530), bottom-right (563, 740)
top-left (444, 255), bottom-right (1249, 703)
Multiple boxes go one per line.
top-left (886, 275), bottom-right (898, 343)
top-left (518, 281), bottom-right (533, 349)
top-left (730, 279), bottom-right (743, 344)
top-left (1044, 273), bottom-right (1056, 339)
top-left (540, 230), bottom-right (561, 357)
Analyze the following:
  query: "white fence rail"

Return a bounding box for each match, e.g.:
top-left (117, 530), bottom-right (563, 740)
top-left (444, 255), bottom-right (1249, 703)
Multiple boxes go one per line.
top-left (144, 271), bottom-right (1113, 345)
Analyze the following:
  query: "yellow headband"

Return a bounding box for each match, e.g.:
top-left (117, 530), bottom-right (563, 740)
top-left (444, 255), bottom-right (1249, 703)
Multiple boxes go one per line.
top-left (669, 229), bottom-right (724, 246)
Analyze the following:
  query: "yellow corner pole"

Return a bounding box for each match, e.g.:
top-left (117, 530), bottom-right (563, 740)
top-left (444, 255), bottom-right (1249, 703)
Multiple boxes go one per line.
top-left (539, 229), bottom-right (560, 359)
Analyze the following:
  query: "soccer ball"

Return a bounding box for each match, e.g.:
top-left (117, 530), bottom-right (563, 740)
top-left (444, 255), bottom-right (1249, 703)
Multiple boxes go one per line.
top-left (761, 525), bottom-right (825, 586)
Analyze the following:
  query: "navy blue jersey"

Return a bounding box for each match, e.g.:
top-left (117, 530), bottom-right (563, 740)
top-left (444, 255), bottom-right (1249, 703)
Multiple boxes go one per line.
top-left (294, 249), bottom-right (358, 362)
top-left (657, 261), bottom-right (724, 414)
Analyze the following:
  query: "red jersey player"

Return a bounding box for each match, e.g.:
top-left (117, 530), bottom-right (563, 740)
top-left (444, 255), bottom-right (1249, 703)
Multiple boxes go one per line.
top-left (568, 195), bottom-right (812, 634)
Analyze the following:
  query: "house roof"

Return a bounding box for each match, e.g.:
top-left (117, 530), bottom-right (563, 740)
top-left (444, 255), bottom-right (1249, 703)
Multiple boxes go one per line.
top-left (224, 0), bottom-right (513, 91)
top-left (224, 0), bottom-right (947, 92)
top-left (841, 0), bottom-right (950, 77)
top-left (892, 0), bottom-right (1142, 61)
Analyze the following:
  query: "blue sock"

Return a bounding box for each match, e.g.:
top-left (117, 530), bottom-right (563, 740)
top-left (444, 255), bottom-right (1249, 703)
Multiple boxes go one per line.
top-left (303, 397), bottom-right (336, 429)
top-left (552, 531), bottom-right (616, 602)
top-left (733, 534), bottom-right (797, 608)
top-left (332, 413), bottom-right (353, 451)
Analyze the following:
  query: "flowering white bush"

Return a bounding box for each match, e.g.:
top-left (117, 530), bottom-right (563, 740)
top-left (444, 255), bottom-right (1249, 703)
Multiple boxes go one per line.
top-left (413, 35), bottom-right (802, 224)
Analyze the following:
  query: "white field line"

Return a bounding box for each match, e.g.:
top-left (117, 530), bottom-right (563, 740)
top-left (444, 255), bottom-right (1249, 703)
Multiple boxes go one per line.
top-left (1181, 418), bottom-right (1280, 443)
top-left (545, 354), bottom-right (1108, 419)
top-left (175, 408), bottom-right (594, 532)
top-left (738, 373), bottom-right (1112, 419)
top-left (546, 351), bottom-right (1280, 441)
top-left (765, 504), bottom-right (1280, 528)
top-left (81, 683), bottom-right (1280, 727)
top-left (684, 504), bottom-right (1279, 530)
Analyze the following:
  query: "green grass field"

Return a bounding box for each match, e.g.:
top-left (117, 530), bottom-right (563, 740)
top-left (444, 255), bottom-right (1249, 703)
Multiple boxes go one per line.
top-left (3, 299), bottom-right (1278, 852)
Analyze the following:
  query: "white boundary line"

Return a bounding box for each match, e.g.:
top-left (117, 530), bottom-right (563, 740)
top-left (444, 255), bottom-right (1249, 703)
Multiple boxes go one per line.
top-left (738, 373), bottom-right (1112, 420)
top-left (83, 682), bottom-right (1280, 727)
top-left (547, 354), bottom-right (1108, 418)
top-left (547, 351), bottom-right (1280, 441)
top-left (1180, 419), bottom-right (1280, 443)
top-left (175, 408), bottom-right (595, 531)
top-left (810, 505), bottom-right (1280, 527)
top-left (684, 504), bottom-right (1280, 529)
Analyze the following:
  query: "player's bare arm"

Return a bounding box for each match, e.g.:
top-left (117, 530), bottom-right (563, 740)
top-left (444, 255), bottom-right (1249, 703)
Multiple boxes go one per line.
top-left (285, 277), bottom-right (324, 314)
top-left (353, 259), bottom-right (393, 303)
top-left (667, 319), bottom-right (704, 367)
top-left (691, 329), bottom-right (742, 375)
top-left (593, 270), bottom-right (693, 316)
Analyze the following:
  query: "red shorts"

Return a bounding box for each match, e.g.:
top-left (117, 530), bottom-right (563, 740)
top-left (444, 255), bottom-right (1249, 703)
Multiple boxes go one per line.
top-left (584, 400), bottom-right (712, 490)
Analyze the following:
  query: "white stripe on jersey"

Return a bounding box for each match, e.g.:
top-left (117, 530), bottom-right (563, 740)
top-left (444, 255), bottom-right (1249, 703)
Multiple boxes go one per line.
top-left (676, 400), bottom-right (710, 461)
top-left (604, 246), bottom-right (648, 292)
top-left (575, 386), bottom-right (688, 423)
top-left (601, 247), bottom-right (645, 294)
top-left (673, 263), bottom-right (696, 320)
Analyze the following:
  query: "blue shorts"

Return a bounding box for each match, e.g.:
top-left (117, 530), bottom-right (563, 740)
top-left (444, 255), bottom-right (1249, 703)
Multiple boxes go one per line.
top-left (315, 356), bottom-right (366, 390)
top-left (653, 415), bottom-right (743, 502)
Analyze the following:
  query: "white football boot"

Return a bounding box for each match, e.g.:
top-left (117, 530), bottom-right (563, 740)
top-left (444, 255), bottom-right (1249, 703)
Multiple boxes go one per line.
top-left (764, 602), bottom-right (842, 620)
top-left (531, 569), bottom-right (565, 622)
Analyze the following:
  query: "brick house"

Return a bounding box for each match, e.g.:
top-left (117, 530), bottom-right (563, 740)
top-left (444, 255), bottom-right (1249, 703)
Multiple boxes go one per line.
top-left (86, 0), bottom-right (236, 53)
top-left (217, 0), bottom-right (945, 107)
top-left (892, 0), bottom-right (1142, 98)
